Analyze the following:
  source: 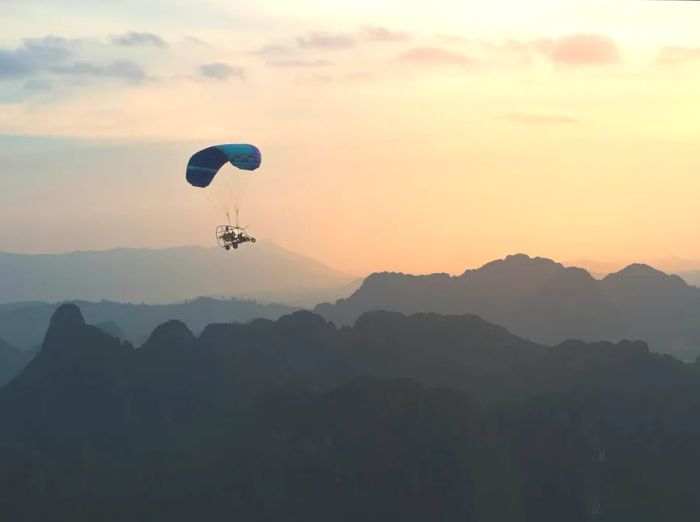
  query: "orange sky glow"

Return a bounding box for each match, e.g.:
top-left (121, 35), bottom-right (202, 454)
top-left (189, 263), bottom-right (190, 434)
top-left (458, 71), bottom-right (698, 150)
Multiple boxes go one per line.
top-left (1, 0), bottom-right (700, 275)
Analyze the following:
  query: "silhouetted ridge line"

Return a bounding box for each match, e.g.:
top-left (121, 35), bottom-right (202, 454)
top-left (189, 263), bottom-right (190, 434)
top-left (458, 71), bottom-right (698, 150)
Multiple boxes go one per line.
top-left (142, 320), bottom-right (196, 351)
top-left (0, 297), bottom-right (298, 349)
top-left (316, 253), bottom-right (700, 360)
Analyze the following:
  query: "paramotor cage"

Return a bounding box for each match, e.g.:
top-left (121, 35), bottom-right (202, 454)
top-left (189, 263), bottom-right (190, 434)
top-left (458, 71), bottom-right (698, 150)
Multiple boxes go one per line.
top-left (216, 225), bottom-right (256, 250)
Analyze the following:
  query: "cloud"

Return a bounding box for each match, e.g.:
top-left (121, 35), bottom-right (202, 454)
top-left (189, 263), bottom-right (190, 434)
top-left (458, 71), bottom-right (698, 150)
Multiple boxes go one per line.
top-left (23, 79), bottom-right (52, 91)
top-left (0, 37), bottom-right (71, 79)
top-left (198, 62), bottom-right (244, 80)
top-left (111, 32), bottom-right (168, 48)
top-left (105, 61), bottom-right (146, 82)
top-left (478, 34), bottom-right (620, 67)
top-left (438, 34), bottom-right (468, 45)
top-left (266, 59), bottom-right (334, 68)
top-left (505, 113), bottom-right (580, 125)
top-left (252, 44), bottom-right (295, 56)
top-left (397, 47), bottom-right (473, 67)
top-left (344, 72), bottom-right (376, 83)
top-left (297, 32), bottom-right (356, 49)
top-left (0, 36), bottom-right (148, 87)
top-left (51, 60), bottom-right (146, 83)
top-left (305, 74), bottom-right (334, 84)
top-left (52, 62), bottom-right (103, 76)
top-left (361, 26), bottom-right (410, 43)
top-left (655, 46), bottom-right (700, 66)
top-left (536, 34), bottom-right (620, 66)
top-left (184, 35), bottom-right (208, 46)
top-left (256, 26), bottom-right (408, 60)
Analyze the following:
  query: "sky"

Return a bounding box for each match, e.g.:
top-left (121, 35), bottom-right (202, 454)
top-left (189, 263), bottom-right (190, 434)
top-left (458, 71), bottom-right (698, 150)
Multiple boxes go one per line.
top-left (1, 0), bottom-right (700, 276)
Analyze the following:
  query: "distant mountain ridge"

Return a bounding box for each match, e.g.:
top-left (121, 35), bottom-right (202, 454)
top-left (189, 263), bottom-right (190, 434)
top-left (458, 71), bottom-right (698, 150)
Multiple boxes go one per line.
top-left (0, 243), bottom-right (355, 306)
top-left (0, 297), bottom-right (297, 349)
top-left (565, 256), bottom-right (700, 276)
top-left (678, 269), bottom-right (700, 288)
top-left (316, 254), bottom-right (700, 360)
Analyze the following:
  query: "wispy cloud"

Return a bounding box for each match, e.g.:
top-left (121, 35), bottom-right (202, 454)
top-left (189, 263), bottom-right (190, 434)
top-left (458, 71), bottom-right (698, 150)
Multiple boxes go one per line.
top-left (263, 25), bottom-right (409, 52)
top-left (0, 36), bottom-right (149, 89)
top-left (505, 113), bottom-right (580, 125)
top-left (397, 47), bottom-right (473, 67)
top-left (361, 26), bottom-right (410, 43)
top-left (438, 34), bottom-right (468, 45)
top-left (655, 46), bottom-right (700, 66)
top-left (252, 44), bottom-right (295, 56)
top-left (183, 35), bottom-right (208, 47)
top-left (0, 37), bottom-right (71, 79)
top-left (297, 32), bottom-right (356, 49)
top-left (540, 34), bottom-right (620, 66)
top-left (23, 78), bottom-right (52, 91)
top-left (111, 32), bottom-right (168, 48)
top-left (344, 71), bottom-right (377, 83)
top-left (198, 62), bottom-right (244, 81)
top-left (52, 60), bottom-right (146, 83)
top-left (475, 34), bottom-right (620, 67)
top-left (266, 59), bottom-right (334, 68)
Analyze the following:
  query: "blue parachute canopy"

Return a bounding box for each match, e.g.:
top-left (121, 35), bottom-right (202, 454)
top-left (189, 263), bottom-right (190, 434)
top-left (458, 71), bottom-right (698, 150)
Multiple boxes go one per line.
top-left (186, 144), bottom-right (261, 188)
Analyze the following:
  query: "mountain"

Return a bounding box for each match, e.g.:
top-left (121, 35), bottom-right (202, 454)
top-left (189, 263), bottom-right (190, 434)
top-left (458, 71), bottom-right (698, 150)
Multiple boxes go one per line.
top-left (2, 304), bottom-right (700, 520)
top-left (241, 277), bottom-right (363, 308)
top-left (566, 256), bottom-right (700, 275)
top-left (0, 243), bottom-right (355, 306)
top-left (677, 269), bottom-right (700, 288)
top-left (0, 297), bottom-right (297, 349)
top-left (0, 336), bottom-right (34, 387)
top-left (316, 254), bottom-right (700, 360)
top-left (95, 320), bottom-right (127, 341)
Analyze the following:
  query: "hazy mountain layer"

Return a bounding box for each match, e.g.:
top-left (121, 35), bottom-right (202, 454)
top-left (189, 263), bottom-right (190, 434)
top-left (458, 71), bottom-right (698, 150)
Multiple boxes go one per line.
top-left (0, 297), bottom-right (297, 349)
top-left (0, 243), bottom-right (354, 306)
top-left (678, 269), bottom-right (700, 288)
top-left (0, 337), bottom-right (34, 387)
top-left (316, 254), bottom-right (700, 360)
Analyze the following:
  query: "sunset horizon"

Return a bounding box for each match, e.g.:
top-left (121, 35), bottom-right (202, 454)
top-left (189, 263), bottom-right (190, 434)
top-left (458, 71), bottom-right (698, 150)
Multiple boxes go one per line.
top-left (4, 2), bottom-right (700, 519)
top-left (3, 0), bottom-right (700, 274)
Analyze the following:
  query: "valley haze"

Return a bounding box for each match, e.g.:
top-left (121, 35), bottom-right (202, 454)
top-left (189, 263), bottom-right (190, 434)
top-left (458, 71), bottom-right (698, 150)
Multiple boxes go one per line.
top-left (0, 242), bottom-right (358, 307)
top-left (3, 250), bottom-right (700, 362)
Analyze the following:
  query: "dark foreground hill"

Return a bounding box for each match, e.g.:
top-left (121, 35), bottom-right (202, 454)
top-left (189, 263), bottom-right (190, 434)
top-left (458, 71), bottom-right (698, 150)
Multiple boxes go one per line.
top-left (0, 297), bottom-right (297, 349)
top-left (1, 304), bottom-right (700, 521)
top-left (316, 254), bottom-right (700, 360)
